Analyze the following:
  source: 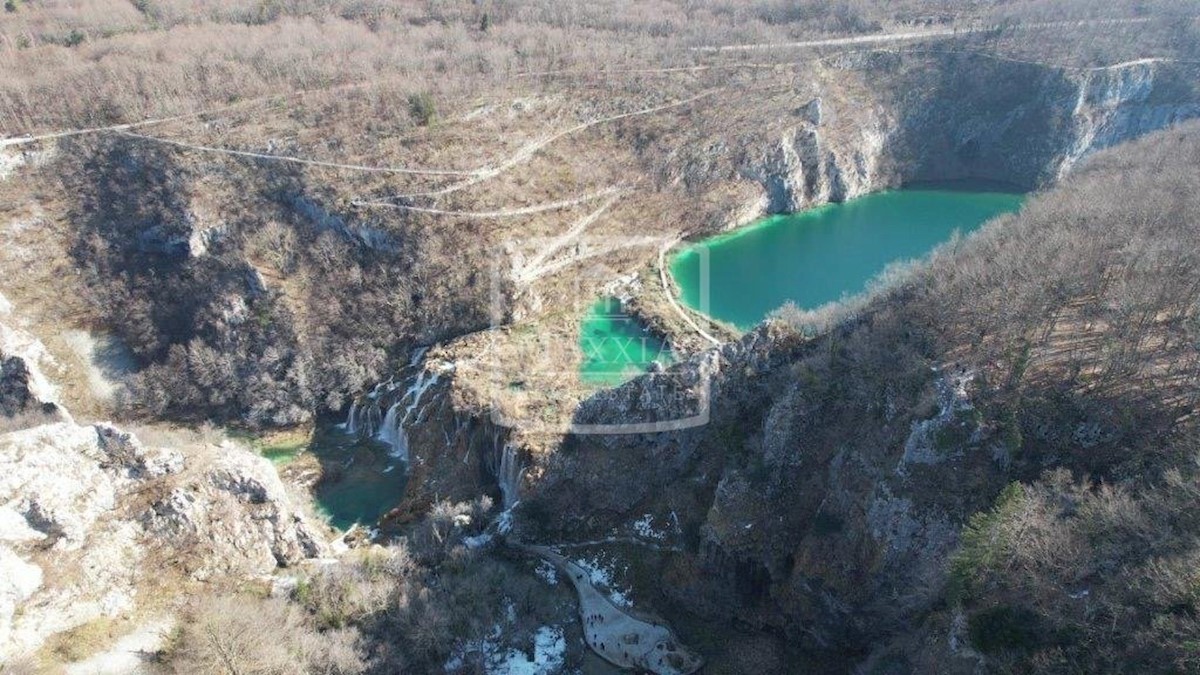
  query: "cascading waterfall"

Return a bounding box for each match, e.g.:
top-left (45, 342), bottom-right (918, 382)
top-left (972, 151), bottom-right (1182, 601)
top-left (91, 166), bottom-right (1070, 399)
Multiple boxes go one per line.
top-left (378, 400), bottom-right (408, 461)
top-left (344, 390), bottom-right (385, 437)
top-left (496, 442), bottom-right (526, 511)
top-left (374, 365), bottom-right (446, 459)
top-left (360, 403), bottom-right (381, 436)
top-left (343, 351), bottom-right (454, 461)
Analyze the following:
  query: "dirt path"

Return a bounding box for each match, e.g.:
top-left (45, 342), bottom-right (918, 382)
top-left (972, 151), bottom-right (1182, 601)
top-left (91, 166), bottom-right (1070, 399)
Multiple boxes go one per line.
top-left (692, 16), bottom-right (1158, 53)
top-left (352, 185), bottom-right (622, 216)
top-left (384, 90), bottom-right (718, 201)
top-left (115, 130), bottom-right (479, 176)
top-left (658, 238), bottom-right (722, 346)
top-left (0, 115), bottom-right (201, 149)
top-left (512, 192), bottom-right (624, 283)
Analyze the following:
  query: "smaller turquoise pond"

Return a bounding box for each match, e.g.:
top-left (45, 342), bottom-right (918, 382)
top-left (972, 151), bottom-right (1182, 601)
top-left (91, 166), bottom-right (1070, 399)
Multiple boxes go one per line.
top-left (311, 426), bottom-right (407, 530)
top-left (580, 297), bottom-right (673, 386)
top-left (671, 186), bottom-right (1025, 329)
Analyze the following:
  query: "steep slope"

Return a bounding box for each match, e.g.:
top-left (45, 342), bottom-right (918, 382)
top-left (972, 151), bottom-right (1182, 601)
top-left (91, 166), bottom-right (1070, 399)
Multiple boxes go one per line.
top-left (520, 123), bottom-right (1200, 672)
top-left (0, 305), bottom-right (327, 666)
top-left (2, 51), bottom-right (1195, 434)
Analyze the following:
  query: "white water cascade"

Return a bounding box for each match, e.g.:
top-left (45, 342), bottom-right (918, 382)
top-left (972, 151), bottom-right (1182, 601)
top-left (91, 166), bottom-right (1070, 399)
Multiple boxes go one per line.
top-left (342, 354), bottom-right (454, 460)
top-left (378, 401), bottom-right (407, 458)
top-left (496, 442), bottom-right (526, 511)
top-left (344, 400), bottom-right (359, 435)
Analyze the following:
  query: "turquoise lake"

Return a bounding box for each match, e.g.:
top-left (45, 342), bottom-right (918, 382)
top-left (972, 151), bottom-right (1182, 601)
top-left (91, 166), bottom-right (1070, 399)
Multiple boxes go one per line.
top-left (670, 187), bottom-right (1025, 329)
top-left (579, 297), bottom-right (673, 387)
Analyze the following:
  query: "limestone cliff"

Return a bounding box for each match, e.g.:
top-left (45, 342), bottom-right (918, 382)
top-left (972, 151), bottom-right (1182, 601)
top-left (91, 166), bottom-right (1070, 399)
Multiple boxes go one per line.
top-left (730, 54), bottom-right (1200, 222)
top-left (0, 311), bottom-right (326, 662)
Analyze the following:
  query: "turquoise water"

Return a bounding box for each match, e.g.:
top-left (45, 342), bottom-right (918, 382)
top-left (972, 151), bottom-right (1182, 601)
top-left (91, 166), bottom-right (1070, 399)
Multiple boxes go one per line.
top-left (580, 297), bottom-right (673, 386)
top-left (311, 426), bottom-right (407, 530)
top-left (671, 187), bottom-right (1024, 329)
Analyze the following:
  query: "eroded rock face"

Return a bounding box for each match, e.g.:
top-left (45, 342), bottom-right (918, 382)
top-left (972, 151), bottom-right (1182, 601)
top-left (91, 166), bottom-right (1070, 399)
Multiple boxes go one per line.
top-left (0, 302), bottom-right (66, 428)
top-left (741, 108), bottom-right (887, 214)
top-left (142, 446), bottom-right (324, 576)
top-left (735, 56), bottom-right (1200, 222)
top-left (0, 420), bottom-right (325, 660)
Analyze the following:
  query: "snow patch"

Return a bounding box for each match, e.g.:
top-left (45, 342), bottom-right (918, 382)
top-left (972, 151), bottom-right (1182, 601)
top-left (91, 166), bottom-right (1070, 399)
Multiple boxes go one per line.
top-left (534, 560), bottom-right (558, 586)
top-left (489, 626), bottom-right (566, 675)
top-left (463, 533), bottom-right (494, 550)
top-left (632, 513), bottom-right (666, 541)
top-left (574, 555), bottom-right (632, 608)
top-left (443, 597), bottom-right (566, 675)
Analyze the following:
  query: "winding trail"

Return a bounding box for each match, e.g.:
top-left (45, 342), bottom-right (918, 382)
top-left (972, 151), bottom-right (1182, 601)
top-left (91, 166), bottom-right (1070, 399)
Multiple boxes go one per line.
top-left (512, 192), bottom-right (625, 285)
top-left (351, 185), bottom-right (623, 216)
top-left (691, 16), bottom-right (1159, 53)
top-left (381, 90), bottom-right (718, 201)
top-left (658, 237), bottom-right (722, 346)
top-left (517, 235), bottom-right (665, 286)
top-left (115, 130), bottom-right (480, 176)
top-left (0, 113), bottom-right (205, 149)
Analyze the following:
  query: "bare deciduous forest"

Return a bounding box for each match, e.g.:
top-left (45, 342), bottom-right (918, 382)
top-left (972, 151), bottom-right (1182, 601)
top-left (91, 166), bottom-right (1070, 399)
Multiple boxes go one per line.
top-left (2, 0), bottom-right (1200, 673)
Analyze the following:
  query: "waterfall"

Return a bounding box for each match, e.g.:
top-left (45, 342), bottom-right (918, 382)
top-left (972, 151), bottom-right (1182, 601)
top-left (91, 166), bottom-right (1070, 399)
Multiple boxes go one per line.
top-left (389, 427), bottom-right (410, 461)
top-left (345, 400), bottom-right (381, 438)
top-left (378, 401), bottom-right (403, 449)
top-left (362, 402), bottom-right (381, 437)
top-left (409, 346), bottom-right (429, 366)
top-left (496, 442), bottom-right (525, 511)
top-left (369, 357), bottom-right (452, 459)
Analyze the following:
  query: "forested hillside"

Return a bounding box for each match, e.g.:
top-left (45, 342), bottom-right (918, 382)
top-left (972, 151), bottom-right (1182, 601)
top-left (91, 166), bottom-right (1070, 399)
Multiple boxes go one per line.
top-left (526, 123), bottom-right (1200, 673)
top-left (2, 1), bottom-right (1200, 672)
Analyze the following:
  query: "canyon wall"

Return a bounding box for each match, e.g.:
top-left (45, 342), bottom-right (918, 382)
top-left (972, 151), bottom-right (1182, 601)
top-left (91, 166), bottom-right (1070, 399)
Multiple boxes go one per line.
top-left (733, 54), bottom-right (1200, 221)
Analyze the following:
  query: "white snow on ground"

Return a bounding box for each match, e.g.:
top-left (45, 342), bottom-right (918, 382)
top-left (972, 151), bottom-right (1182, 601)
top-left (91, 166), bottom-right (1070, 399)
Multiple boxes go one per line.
top-left (463, 532), bottom-right (494, 550)
top-left (490, 626), bottom-right (566, 675)
top-left (443, 603), bottom-right (567, 675)
top-left (574, 555), bottom-right (632, 608)
top-left (632, 513), bottom-right (666, 541)
top-left (534, 560), bottom-right (558, 585)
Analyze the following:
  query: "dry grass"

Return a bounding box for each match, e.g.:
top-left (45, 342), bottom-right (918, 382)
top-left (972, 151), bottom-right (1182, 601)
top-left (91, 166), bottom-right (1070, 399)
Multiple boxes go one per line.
top-left (0, 0), bottom-right (1192, 137)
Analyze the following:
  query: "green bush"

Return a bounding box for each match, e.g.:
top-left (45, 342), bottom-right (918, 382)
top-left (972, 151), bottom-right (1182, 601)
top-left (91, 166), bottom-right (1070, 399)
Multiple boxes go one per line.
top-left (948, 482), bottom-right (1026, 601)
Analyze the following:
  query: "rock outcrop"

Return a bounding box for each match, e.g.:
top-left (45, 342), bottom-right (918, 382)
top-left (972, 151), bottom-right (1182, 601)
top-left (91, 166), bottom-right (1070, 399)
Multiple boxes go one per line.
top-left (0, 419), bottom-right (325, 660)
top-left (0, 294), bottom-right (65, 426)
top-left (733, 55), bottom-right (1200, 222)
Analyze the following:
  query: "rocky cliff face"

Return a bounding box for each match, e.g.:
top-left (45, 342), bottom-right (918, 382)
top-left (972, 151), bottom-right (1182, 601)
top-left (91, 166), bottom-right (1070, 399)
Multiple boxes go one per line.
top-left (0, 309), bottom-right (327, 662)
top-left (1059, 58), bottom-right (1200, 177)
top-left (0, 418), bottom-right (326, 661)
top-left (732, 54), bottom-right (1200, 220)
top-left (0, 293), bottom-right (65, 425)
